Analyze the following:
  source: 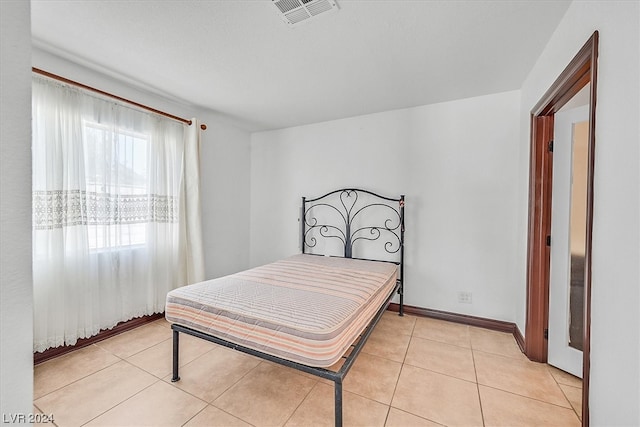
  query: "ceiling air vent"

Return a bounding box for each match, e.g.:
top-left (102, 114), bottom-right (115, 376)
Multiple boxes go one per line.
top-left (272, 0), bottom-right (339, 27)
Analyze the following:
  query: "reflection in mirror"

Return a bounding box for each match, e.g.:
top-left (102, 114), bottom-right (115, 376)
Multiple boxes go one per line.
top-left (568, 119), bottom-right (589, 351)
top-left (556, 82), bottom-right (591, 352)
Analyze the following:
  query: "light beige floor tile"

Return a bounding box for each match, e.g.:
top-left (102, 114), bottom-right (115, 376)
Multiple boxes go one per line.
top-left (391, 364), bottom-right (482, 427)
top-left (34, 360), bottom-right (157, 427)
top-left (559, 383), bottom-right (583, 419)
top-left (166, 346), bottom-right (261, 402)
top-left (31, 316), bottom-right (592, 427)
top-left (385, 408), bottom-right (442, 427)
top-left (213, 361), bottom-right (316, 427)
top-left (548, 365), bottom-right (583, 388)
top-left (34, 344), bottom-right (120, 399)
top-left (474, 351), bottom-right (570, 407)
top-left (85, 380), bottom-right (207, 426)
top-left (154, 318), bottom-right (173, 329)
top-left (412, 317), bottom-right (470, 348)
top-left (95, 323), bottom-right (171, 358)
top-left (127, 333), bottom-right (215, 378)
top-left (256, 357), bottom-right (326, 383)
top-left (184, 405), bottom-right (252, 427)
top-left (362, 325), bottom-right (412, 363)
top-left (469, 327), bottom-right (524, 359)
top-left (343, 352), bottom-right (402, 405)
top-left (479, 385), bottom-right (580, 426)
top-left (405, 336), bottom-right (476, 382)
top-left (285, 382), bottom-right (388, 427)
top-left (373, 312), bottom-right (417, 336)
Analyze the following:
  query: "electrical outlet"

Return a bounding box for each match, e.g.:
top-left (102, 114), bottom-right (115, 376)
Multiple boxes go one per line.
top-left (458, 291), bottom-right (472, 304)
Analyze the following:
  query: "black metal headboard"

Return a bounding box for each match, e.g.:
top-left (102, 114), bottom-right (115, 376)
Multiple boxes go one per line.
top-left (301, 188), bottom-right (405, 313)
top-left (301, 188), bottom-right (404, 259)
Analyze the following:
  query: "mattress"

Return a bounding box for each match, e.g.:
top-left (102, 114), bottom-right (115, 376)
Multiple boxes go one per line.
top-left (165, 254), bottom-right (398, 367)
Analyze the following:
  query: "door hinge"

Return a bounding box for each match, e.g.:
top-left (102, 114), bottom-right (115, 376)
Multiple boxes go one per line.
top-left (546, 235), bottom-right (551, 247)
top-left (544, 328), bottom-right (549, 339)
top-left (548, 140), bottom-right (554, 152)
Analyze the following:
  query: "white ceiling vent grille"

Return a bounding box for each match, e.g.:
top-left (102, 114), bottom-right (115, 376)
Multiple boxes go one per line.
top-left (272, 0), bottom-right (339, 27)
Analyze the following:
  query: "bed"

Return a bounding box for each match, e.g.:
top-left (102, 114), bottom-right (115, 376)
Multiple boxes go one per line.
top-left (166, 188), bottom-right (405, 427)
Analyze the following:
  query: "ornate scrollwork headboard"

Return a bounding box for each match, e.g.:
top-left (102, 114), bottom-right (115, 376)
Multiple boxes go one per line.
top-left (301, 188), bottom-right (405, 262)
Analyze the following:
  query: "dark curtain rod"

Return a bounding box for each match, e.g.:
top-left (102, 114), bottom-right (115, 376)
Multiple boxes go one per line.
top-left (32, 67), bottom-right (207, 131)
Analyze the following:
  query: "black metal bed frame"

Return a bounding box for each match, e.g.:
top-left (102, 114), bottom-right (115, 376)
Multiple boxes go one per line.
top-left (171, 188), bottom-right (405, 427)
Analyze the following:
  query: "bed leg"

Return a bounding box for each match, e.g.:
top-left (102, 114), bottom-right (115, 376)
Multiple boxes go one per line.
top-left (335, 379), bottom-right (343, 427)
top-left (171, 329), bottom-right (181, 382)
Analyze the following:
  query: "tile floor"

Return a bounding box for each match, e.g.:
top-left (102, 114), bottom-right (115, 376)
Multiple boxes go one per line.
top-left (33, 313), bottom-right (583, 426)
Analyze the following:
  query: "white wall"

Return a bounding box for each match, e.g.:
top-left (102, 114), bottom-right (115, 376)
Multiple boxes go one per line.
top-left (516, 1), bottom-right (639, 424)
top-left (250, 90), bottom-right (521, 322)
top-left (200, 117), bottom-right (251, 278)
top-left (32, 48), bottom-right (253, 280)
top-left (1, 0), bottom-right (34, 417)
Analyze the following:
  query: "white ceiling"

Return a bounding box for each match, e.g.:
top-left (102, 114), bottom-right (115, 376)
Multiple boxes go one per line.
top-left (31, 0), bottom-right (571, 132)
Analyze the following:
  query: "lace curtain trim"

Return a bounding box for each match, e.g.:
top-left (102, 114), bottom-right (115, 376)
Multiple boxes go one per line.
top-left (33, 190), bottom-right (178, 230)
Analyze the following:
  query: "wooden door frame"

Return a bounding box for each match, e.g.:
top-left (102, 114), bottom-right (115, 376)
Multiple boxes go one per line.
top-left (525, 31), bottom-right (598, 426)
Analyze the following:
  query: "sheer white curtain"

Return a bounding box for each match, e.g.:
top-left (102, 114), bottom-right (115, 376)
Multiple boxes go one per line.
top-left (180, 119), bottom-right (205, 285)
top-left (32, 75), bottom-right (203, 352)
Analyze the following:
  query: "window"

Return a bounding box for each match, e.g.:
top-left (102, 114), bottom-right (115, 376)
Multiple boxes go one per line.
top-left (83, 122), bottom-right (150, 250)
